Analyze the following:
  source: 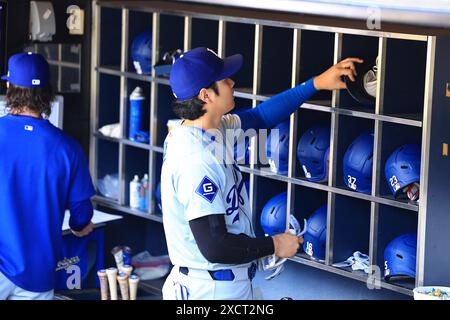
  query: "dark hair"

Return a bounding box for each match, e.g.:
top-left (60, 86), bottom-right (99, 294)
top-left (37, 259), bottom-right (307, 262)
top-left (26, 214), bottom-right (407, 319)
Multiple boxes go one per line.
top-left (5, 84), bottom-right (55, 118)
top-left (172, 82), bottom-right (219, 120)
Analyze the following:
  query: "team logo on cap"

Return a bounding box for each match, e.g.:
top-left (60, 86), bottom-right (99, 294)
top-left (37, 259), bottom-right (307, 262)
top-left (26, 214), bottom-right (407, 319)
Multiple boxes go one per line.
top-left (32, 79), bottom-right (41, 85)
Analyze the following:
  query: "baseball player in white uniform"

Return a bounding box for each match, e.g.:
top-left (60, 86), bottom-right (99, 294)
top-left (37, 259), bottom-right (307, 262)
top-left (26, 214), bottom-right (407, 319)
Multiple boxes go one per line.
top-left (161, 47), bottom-right (361, 300)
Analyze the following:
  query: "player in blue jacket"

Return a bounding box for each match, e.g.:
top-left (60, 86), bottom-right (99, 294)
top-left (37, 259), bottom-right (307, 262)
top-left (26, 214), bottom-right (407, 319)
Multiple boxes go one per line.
top-left (0, 53), bottom-right (96, 300)
top-left (161, 47), bottom-right (362, 300)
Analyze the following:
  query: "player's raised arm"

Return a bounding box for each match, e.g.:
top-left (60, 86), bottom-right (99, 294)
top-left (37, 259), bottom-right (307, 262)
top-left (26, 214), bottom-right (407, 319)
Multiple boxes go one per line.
top-left (236, 57), bottom-right (363, 131)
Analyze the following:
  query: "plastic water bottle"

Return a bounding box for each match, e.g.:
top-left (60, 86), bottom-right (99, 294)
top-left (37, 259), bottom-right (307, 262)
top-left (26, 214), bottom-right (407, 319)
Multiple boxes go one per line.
top-left (129, 87), bottom-right (146, 141)
top-left (139, 174), bottom-right (149, 211)
top-left (129, 175), bottom-right (141, 209)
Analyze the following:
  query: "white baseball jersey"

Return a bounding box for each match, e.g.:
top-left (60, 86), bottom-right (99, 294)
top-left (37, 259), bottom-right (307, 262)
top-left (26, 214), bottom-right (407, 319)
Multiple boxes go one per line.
top-left (161, 114), bottom-right (254, 271)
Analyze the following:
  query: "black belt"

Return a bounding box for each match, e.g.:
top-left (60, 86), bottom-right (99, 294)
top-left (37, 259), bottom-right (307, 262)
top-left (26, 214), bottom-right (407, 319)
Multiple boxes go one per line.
top-left (179, 264), bottom-right (257, 281)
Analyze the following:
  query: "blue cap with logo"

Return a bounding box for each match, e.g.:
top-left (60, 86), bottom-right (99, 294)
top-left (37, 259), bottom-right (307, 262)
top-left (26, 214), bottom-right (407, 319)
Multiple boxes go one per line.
top-left (1, 52), bottom-right (50, 88)
top-left (169, 47), bottom-right (243, 100)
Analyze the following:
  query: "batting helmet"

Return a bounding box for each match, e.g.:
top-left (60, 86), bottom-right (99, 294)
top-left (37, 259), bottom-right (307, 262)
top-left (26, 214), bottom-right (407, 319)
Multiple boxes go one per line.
top-left (384, 232), bottom-right (417, 280)
top-left (260, 192), bottom-right (300, 237)
top-left (266, 120), bottom-right (290, 175)
top-left (297, 125), bottom-right (331, 182)
top-left (385, 144), bottom-right (421, 200)
top-left (344, 56), bottom-right (378, 107)
top-left (343, 132), bottom-right (374, 194)
top-left (303, 205), bottom-right (327, 261)
top-left (131, 31), bottom-right (152, 74)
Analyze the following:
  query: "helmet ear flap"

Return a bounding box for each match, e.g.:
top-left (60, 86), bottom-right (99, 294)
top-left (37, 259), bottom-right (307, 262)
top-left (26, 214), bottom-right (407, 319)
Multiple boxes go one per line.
top-left (302, 205), bottom-right (327, 261)
top-left (297, 125), bottom-right (331, 182)
top-left (266, 121), bottom-right (290, 175)
top-left (384, 233), bottom-right (417, 280)
top-left (343, 132), bottom-right (374, 194)
top-left (131, 31), bottom-right (153, 74)
top-left (384, 144), bottom-right (421, 198)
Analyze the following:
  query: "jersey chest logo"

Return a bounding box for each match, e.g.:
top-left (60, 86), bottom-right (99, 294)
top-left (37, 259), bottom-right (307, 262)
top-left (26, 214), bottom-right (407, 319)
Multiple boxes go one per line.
top-left (225, 164), bottom-right (244, 224)
top-left (195, 176), bottom-right (219, 203)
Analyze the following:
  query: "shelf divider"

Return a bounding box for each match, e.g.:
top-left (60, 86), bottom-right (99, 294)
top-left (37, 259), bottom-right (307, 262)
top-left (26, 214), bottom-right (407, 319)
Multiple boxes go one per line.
top-left (325, 32), bottom-right (343, 266)
top-left (183, 16), bottom-right (192, 52)
top-left (248, 23), bottom-right (263, 216)
top-left (218, 19), bottom-right (226, 57)
top-left (148, 12), bottom-right (161, 216)
top-left (416, 36), bottom-right (436, 288)
top-left (90, 2), bottom-right (101, 190)
top-left (118, 8), bottom-right (129, 206)
top-left (287, 28), bottom-right (301, 230)
top-left (369, 37), bottom-right (386, 270)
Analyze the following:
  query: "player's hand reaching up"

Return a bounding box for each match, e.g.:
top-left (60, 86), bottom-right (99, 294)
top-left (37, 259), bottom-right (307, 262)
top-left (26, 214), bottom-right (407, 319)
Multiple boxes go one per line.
top-left (272, 232), bottom-right (303, 258)
top-left (313, 57), bottom-right (364, 91)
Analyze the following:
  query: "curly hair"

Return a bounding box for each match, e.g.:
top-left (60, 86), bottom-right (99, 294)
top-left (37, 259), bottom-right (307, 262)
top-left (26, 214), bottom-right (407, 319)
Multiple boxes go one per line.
top-left (5, 84), bottom-right (55, 118)
top-left (172, 82), bottom-right (219, 120)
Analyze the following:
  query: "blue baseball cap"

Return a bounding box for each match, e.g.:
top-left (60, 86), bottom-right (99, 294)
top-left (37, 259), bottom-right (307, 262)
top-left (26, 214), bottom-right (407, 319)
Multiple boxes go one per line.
top-left (1, 52), bottom-right (50, 88)
top-left (169, 47), bottom-right (243, 100)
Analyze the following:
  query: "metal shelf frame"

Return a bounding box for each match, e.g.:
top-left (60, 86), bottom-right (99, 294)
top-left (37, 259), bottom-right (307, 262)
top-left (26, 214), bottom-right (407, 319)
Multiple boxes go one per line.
top-left (90, 0), bottom-right (436, 297)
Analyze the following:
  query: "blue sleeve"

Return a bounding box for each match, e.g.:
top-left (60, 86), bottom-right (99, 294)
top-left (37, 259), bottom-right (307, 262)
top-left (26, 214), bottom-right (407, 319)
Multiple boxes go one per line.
top-left (236, 77), bottom-right (317, 131)
top-left (69, 199), bottom-right (94, 231)
top-left (68, 141), bottom-right (96, 203)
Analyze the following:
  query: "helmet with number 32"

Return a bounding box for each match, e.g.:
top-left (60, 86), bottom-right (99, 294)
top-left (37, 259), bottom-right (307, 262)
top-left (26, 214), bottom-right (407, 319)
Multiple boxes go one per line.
top-left (343, 132), bottom-right (374, 194)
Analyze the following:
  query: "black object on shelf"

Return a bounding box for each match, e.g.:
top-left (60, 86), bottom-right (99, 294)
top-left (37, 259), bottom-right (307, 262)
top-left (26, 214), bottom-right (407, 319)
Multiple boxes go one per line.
top-left (344, 57), bottom-right (377, 107)
top-left (154, 49), bottom-right (183, 78)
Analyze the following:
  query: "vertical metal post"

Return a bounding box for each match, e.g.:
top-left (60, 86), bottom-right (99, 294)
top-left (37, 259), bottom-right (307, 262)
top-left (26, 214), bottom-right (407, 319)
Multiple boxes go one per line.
top-left (118, 8), bottom-right (129, 206)
top-left (89, 1), bottom-right (101, 193)
top-left (217, 19), bottom-right (226, 57)
top-left (325, 32), bottom-right (342, 266)
top-left (286, 28), bottom-right (301, 229)
top-left (184, 16), bottom-right (192, 52)
top-left (148, 12), bottom-right (161, 215)
top-left (57, 44), bottom-right (62, 92)
top-left (416, 36), bottom-right (436, 287)
top-left (248, 24), bottom-right (263, 216)
top-left (369, 37), bottom-right (387, 267)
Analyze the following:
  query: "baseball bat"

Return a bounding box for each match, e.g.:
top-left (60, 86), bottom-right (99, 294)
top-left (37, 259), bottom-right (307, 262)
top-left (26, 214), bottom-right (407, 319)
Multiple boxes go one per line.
top-left (111, 246), bottom-right (124, 272)
top-left (106, 267), bottom-right (118, 300)
top-left (117, 272), bottom-right (129, 300)
top-left (122, 264), bottom-right (133, 277)
top-left (128, 274), bottom-right (140, 301)
top-left (97, 269), bottom-right (109, 300)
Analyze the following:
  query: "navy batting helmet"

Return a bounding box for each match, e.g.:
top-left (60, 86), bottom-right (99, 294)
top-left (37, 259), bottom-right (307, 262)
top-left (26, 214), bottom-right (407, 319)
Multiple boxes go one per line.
top-left (303, 205), bottom-right (327, 261)
top-left (384, 232), bottom-right (417, 280)
top-left (131, 31), bottom-right (152, 74)
top-left (343, 132), bottom-right (374, 194)
top-left (297, 125), bottom-right (330, 183)
top-left (260, 192), bottom-right (300, 237)
top-left (266, 120), bottom-right (290, 175)
top-left (385, 144), bottom-right (421, 200)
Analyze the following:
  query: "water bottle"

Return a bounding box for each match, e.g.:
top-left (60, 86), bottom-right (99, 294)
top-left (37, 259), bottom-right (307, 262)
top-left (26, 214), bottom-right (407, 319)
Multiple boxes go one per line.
top-left (129, 175), bottom-right (141, 209)
top-left (139, 174), bottom-right (149, 211)
top-left (129, 87), bottom-right (146, 141)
